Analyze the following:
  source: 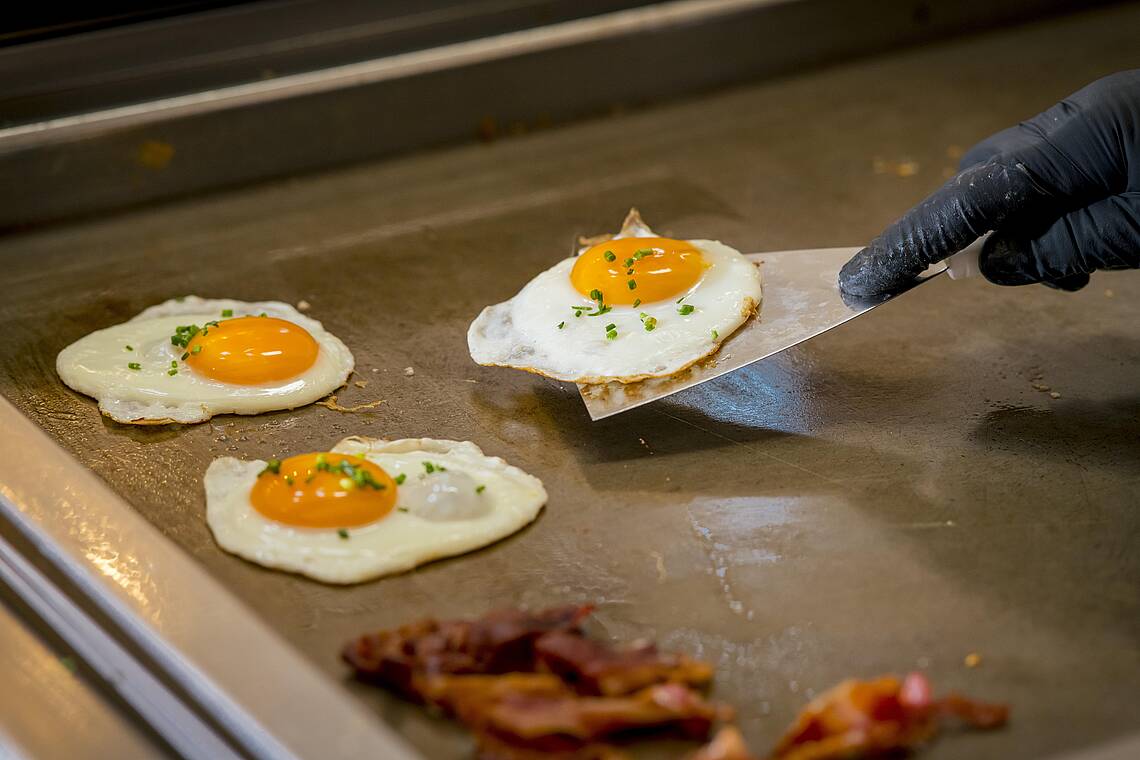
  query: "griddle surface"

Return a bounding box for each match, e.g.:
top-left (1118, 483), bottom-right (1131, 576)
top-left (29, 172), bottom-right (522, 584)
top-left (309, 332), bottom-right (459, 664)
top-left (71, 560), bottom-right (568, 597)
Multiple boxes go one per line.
top-left (2, 6), bottom-right (1139, 758)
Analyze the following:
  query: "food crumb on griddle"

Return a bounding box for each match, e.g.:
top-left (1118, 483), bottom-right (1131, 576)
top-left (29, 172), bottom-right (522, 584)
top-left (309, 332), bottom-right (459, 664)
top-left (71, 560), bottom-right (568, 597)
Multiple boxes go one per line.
top-left (964, 653), bottom-right (982, 668)
top-left (404, 366), bottom-right (415, 376)
top-left (296, 300), bottom-right (311, 311)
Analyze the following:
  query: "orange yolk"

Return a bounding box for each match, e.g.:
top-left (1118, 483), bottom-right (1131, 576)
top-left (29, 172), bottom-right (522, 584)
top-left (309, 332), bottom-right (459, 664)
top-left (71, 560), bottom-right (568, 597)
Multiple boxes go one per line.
top-left (250, 452), bottom-right (397, 529)
top-left (570, 237), bottom-right (706, 305)
top-left (185, 316), bottom-right (318, 385)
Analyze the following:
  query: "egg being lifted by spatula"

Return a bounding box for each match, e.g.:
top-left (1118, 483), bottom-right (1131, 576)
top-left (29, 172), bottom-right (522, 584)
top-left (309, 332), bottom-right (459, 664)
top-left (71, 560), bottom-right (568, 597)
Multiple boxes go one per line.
top-left (467, 209), bottom-right (762, 384)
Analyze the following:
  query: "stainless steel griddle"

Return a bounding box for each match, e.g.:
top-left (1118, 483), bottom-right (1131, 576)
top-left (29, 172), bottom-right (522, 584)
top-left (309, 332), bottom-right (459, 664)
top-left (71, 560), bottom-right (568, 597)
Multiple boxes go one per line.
top-left (2, 4), bottom-right (1139, 760)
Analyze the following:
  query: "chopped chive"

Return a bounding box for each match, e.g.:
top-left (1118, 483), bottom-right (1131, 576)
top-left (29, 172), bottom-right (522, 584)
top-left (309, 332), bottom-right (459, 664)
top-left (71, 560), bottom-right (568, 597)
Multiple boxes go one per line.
top-left (315, 453), bottom-right (328, 471)
top-left (633, 249), bottom-right (652, 259)
top-left (476, 485), bottom-right (486, 494)
top-left (558, 321), bottom-right (566, 329)
top-left (221, 308), bottom-right (233, 317)
top-left (589, 289), bottom-right (603, 302)
top-left (285, 475), bottom-right (294, 485)
top-left (261, 459), bottom-right (281, 475)
top-left (624, 258), bottom-right (634, 268)
top-left (643, 316), bottom-right (658, 332)
top-left (125, 345), bottom-right (133, 351)
top-left (127, 362), bottom-right (141, 370)
top-left (170, 360), bottom-right (178, 368)
top-left (606, 328), bottom-right (618, 340)
top-left (604, 323), bottom-right (616, 331)
top-left (711, 329), bottom-right (719, 340)
top-left (205, 320), bottom-right (219, 328)
top-left (397, 507), bottom-right (409, 513)
top-left (575, 310), bottom-right (583, 318)
top-left (587, 304), bottom-right (612, 317)
top-left (337, 528), bottom-right (349, 539)
top-left (167, 368), bottom-right (178, 376)
top-left (170, 324), bottom-right (201, 348)
top-left (339, 477), bottom-right (354, 490)
top-left (626, 268), bottom-right (634, 275)
top-left (259, 312), bottom-right (267, 317)
top-left (627, 279), bottom-right (637, 290)
top-left (632, 298), bottom-right (641, 308)
top-left (395, 473), bottom-right (407, 485)
top-left (192, 345), bottom-right (203, 354)
top-left (678, 304), bottom-right (695, 315)
top-left (677, 296), bottom-right (686, 303)
top-left (180, 352), bottom-right (189, 360)
top-left (603, 250), bottom-right (616, 262)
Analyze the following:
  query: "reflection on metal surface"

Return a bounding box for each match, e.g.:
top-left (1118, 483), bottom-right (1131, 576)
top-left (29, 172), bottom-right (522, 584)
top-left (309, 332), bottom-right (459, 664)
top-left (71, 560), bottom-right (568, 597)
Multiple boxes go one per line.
top-left (0, 398), bottom-right (421, 760)
top-left (0, 531), bottom-right (238, 760)
top-left (579, 249), bottom-right (947, 419)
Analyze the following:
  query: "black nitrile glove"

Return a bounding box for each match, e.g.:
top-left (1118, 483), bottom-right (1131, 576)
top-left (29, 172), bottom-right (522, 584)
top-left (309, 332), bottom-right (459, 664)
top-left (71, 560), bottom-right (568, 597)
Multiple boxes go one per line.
top-left (839, 70), bottom-right (1140, 296)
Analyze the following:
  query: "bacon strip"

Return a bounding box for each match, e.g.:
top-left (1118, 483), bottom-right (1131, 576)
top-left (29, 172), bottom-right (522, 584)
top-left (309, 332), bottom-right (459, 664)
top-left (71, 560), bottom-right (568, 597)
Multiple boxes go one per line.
top-left (535, 631), bottom-right (713, 696)
top-left (341, 605), bottom-right (593, 698)
top-left (471, 683), bottom-right (732, 756)
top-left (772, 672), bottom-right (1009, 760)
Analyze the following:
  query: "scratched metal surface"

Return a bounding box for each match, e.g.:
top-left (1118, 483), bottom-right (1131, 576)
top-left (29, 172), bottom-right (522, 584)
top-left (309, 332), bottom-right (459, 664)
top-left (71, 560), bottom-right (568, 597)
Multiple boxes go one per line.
top-left (2, 6), bottom-right (1139, 759)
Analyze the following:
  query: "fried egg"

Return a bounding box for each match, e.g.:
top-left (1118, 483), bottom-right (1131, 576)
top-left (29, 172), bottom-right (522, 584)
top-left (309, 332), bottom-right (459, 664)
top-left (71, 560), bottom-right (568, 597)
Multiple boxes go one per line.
top-left (56, 296), bottom-right (353, 424)
top-left (205, 437), bottom-right (546, 584)
top-left (467, 210), bottom-right (762, 383)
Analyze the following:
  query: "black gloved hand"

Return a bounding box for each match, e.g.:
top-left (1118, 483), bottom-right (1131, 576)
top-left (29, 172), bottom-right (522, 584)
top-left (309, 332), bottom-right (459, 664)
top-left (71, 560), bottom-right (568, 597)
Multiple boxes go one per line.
top-left (839, 70), bottom-right (1140, 296)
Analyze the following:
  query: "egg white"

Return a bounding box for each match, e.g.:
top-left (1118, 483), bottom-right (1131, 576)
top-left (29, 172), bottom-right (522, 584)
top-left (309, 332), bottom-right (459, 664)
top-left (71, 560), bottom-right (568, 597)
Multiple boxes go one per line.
top-left (205, 437), bottom-right (546, 584)
top-left (56, 296), bottom-right (353, 424)
top-left (467, 217), bottom-right (762, 384)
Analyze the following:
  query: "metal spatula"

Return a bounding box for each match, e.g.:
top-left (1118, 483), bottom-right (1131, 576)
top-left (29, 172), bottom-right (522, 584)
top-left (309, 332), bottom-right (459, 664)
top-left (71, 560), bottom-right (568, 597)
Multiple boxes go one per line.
top-left (576, 241), bottom-right (982, 420)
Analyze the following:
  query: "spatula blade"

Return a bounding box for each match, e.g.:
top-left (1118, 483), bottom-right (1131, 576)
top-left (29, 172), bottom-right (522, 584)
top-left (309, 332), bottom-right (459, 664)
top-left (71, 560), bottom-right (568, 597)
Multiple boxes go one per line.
top-left (577, 247), bottom-right (946, 420)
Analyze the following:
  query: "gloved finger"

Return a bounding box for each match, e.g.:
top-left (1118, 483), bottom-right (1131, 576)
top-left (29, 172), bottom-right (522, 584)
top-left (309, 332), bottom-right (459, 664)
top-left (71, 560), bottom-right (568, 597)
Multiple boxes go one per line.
top-left (839, 160), bottom-right (1050, 296)
top-left (1041, 273), bottom-right (1091, 292)
top-left (980, 191), bottom-right (1140, 286)
top-left (960, 124), bottom-right (1040, 170)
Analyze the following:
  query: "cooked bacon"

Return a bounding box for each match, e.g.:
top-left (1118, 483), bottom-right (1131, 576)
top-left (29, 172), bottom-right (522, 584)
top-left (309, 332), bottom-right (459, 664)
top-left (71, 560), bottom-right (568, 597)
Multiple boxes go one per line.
top-left (470, 683), bottom-right (731, 756)
top-left (341, 605), bottom-right (593, 698)
top-left (417, 673), bottom-right (571, 715)
top-left (689, 727), bottom-right (758, 760)
top-left (535, 631), bottom-right (714, 696)
top-left (772, 672), bottom-right (1008, 760)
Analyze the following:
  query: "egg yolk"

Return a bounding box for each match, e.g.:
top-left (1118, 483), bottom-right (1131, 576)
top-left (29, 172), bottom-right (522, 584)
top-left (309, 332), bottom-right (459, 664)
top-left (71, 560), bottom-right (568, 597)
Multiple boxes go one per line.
top-left (185, 316), bottom-right (318, 385)
top-left (570, 237), bottom-right (706, 305)
top-left (250, 452), bottom-right (397, 529)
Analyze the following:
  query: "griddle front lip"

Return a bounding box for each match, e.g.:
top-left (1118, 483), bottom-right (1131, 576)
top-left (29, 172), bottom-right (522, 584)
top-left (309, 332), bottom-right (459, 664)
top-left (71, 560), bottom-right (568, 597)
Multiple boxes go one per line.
top-left (0, 394), bottom-right (421, 760)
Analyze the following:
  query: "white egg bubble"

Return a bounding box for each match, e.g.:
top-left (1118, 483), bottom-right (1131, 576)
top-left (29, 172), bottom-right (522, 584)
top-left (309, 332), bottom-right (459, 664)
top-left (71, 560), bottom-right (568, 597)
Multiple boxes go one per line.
top-left (398, 469), bottom-right (490, 521)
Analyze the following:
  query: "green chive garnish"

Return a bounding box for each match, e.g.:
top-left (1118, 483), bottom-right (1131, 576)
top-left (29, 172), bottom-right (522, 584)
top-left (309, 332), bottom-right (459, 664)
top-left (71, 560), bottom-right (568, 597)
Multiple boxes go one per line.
top-left (627, 279), bottom-right (637, 290)
top-left (125, 345), bottom-right (133, 351)
top-left (192, 345), bottom-right (203, 354)
top-left (339, 477), bottom-right (354, 490)
top-left (397, 507), bottom-right (409, 513)
top-left (558, 321), bottom-right (566, 329)
top-left (337, 529), bottom-right (349, 539)
top-left (261, 459), bottom-right (281, 475)
top-left (606, 328), bottom-right (618, 340)
top-left (632, 299), bottom-right (641, 308)
top-left (395, 473), bottom-right (407, 485)
top-left (180, 352), bottom-right (189, 360)
top-left (643, 317), bottom-right (658, 332)
top-left (221, 309), bottom-right (233, 317)
top-left (633, 249), bottom-right (652, 259)
top-left (605, 323), bottom-right (616, 331)
top-left (678, 304), bottom-right (695, 315)
top-left (167, 369), bottom-right (178, 376)
top-left (127, 362), bottom-right (141, 370)
top-left (589, 289), bottom-right (603, 302)
top-left (285, 475), bottom-right (294, 485)
top-left (476, 485), bottom-right (486, 494)
top-left (603, 250), bottom-right (616, 262)
top-left (624, 258), bottom-right (634, 268)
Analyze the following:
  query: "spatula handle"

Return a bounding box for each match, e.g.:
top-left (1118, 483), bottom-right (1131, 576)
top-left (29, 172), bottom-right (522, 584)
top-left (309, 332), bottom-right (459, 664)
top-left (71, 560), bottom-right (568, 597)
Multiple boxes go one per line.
top-left (945, 235), bottom-right (989, 280)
